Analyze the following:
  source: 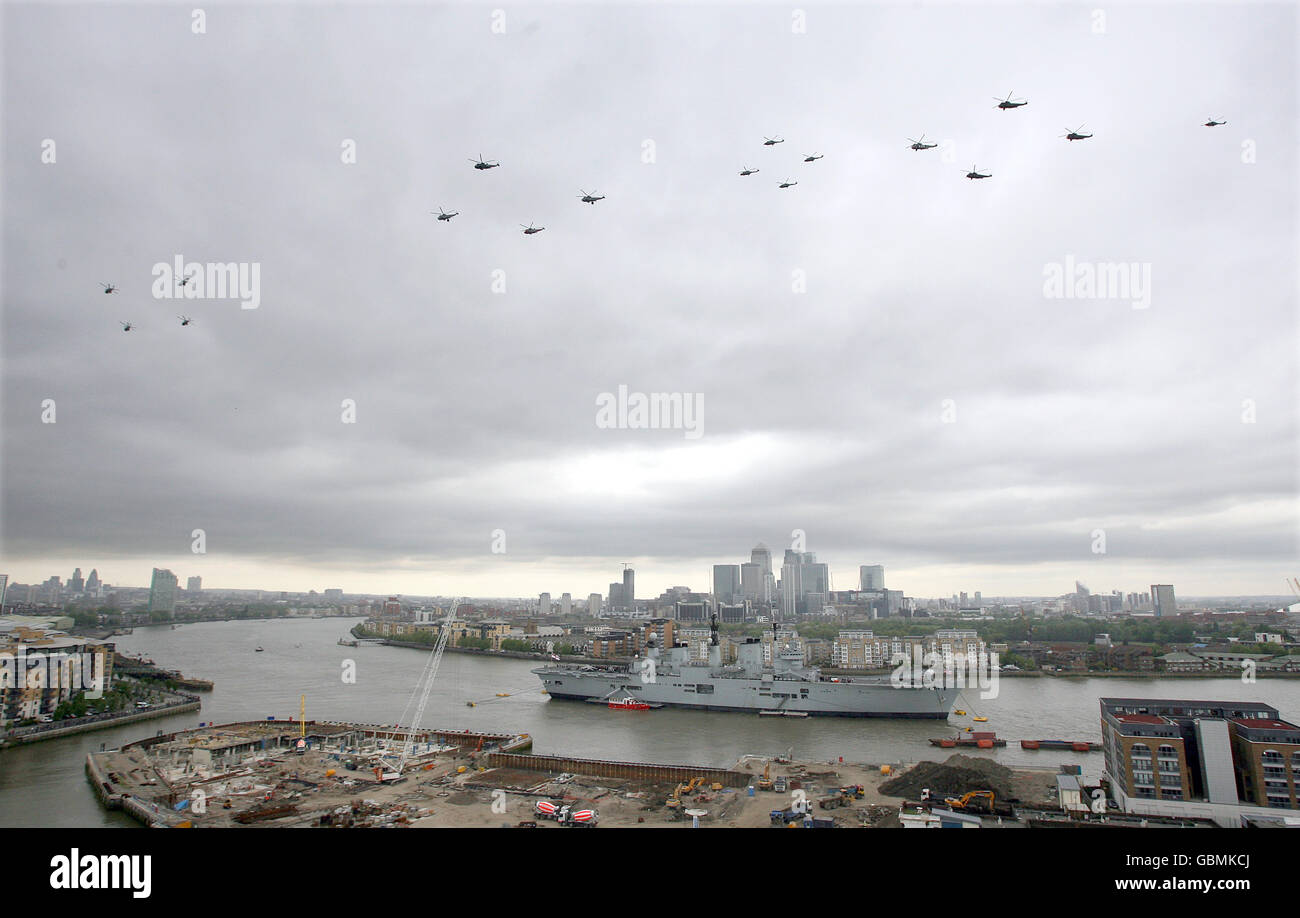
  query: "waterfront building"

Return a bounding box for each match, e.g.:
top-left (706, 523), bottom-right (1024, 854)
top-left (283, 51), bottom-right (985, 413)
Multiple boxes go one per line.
top-left (186, 576), bottom-right (202, 594)
top-left (0, 628), bottom-right (114, 727)
top-left (1100, 697), bottom-right (1300, 825)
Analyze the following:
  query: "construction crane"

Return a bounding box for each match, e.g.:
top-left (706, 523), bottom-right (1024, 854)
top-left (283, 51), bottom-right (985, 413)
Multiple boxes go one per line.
top-left (377, 600), bottom-right (458, 778)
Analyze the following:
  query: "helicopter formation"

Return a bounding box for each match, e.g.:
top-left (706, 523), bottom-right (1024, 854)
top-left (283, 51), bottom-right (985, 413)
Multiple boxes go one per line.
top-left (738, 134), bottom-right (827, 188)
top-left (102, 98), bottom-right (1234, 329)
top-left (105, 279), bottom-right (202, 331)
top-left (428, 155), bottom-right (608, 234)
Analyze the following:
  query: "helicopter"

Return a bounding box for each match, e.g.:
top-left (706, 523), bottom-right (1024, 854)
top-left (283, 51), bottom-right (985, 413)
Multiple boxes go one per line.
top-left (177, 270), bottom-right (197, 287)
top-left (101, 283), bottom-right (118, 294)
top-left (178, 315), bottom-right (193, 326)
top-left (994, 92), bottom-right (1028, 110)
top-left (1061, 124), bottom-right (1092, 141)
top-left (1204, 117), bottom-right (1226, 127)
top-left (966, 165), bottom-right (991, 180)
top-left (120, 321), bottom-right (134, 332)
top-left (763, 136), bottom-right (784, 146)
top-left (469, 155), bottom-right (500, 170)
top-left (802, 153), bottom-right (824, 162)
top-left (520, 223), bottom-right (545, 235)
top-left (738, 167), bottom-right (760, 176)
top-left (433, 207), bottom-right (459, 221)
top-left (578, 189), bottom-right (605, 204)
top-left (908, 134), bottom-right (937, 151)
top-left (778, 179), bottom-right (798, 188)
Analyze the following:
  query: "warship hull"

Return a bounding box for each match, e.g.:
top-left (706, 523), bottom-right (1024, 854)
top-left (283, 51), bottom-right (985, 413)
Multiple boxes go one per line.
top-left (534, 667), bottom-right (960, 718)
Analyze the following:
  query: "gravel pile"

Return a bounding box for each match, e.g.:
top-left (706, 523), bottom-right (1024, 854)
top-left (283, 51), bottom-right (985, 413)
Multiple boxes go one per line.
top-left (878, 754), bottom-right (1015, 801)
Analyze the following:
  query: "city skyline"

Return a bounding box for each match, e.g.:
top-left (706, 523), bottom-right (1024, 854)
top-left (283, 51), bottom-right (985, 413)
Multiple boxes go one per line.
top-left (3, 6), bottom-right (1295, 606)
top-left (2, 552), bottom-right (1295, 605)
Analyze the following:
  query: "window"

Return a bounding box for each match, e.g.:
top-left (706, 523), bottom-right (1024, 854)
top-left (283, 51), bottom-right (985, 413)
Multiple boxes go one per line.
top-left (696, 684), bottom-right (714, 694)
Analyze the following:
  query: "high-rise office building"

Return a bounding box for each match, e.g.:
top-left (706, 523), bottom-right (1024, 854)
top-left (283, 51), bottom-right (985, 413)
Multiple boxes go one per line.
top-left (587, 593), bottom-right (602, 617)
top-left (560, 593), bottom-right (572, 616)
top-left (85, 569), bottom-right (100, 594)
top-left (187, 576), bottom-right (202, 594)
top-left (608, 582), bottom-right (623, 611)
top-left (750, 544), bottom-right (775, 602)
top-left (0, 574), bottom-right (7, 611)
top-left (859, 565), bottom-right (885, 591)
top-left (1151, 584), bottom-right (1176, 618)
top-left (622, 567), bottom-right (635, 612)
top-left (781, 551), bottom-right (828, 616)
top-left (148, 568), bottom-right (178, 615)
top-left (712, 564), bottom-right (741, 607)
top-left (70, 568), bottom-right (85, 593)
top-left (538, 593), bottom-right (552, 616)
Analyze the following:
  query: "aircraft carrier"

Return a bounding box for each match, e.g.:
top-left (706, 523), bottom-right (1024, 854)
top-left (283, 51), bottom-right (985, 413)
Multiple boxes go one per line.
top-left (533, 621), bottom-right (960, 718)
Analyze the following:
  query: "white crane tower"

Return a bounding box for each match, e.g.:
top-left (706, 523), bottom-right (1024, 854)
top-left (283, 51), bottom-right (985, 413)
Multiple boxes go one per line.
top-left (377, 599), bottom-right (459, 779)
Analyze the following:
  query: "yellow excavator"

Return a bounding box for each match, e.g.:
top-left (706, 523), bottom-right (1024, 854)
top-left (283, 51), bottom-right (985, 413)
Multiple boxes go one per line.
top-left (667, 777), bottom-right (706, 809)
top-left (756, 763), bottom-right (774, 792)
top-left (944, 790), bottom-right (995, 812)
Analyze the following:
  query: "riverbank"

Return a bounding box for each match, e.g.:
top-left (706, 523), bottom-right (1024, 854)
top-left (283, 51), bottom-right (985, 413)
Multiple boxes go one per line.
top-left (4, 695), bottom-right (201, 746)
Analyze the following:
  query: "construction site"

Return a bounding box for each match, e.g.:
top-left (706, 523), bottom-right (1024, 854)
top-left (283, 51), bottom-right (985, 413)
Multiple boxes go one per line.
top-left (82, 603), bottom-right (1137, 828)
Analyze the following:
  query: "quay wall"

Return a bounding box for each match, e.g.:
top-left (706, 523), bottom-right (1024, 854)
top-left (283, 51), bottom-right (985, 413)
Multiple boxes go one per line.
top-left (484, 751), bottom-right (750, 787)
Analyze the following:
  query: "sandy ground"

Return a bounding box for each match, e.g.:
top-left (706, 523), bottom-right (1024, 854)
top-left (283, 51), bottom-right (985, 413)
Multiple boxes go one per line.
top-left (98, 743), bottom-right (1066, 828)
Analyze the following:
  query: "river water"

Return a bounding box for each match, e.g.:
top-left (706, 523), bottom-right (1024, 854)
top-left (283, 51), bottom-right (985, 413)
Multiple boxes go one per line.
top-left (3, 617), bottom-right (1298, 827)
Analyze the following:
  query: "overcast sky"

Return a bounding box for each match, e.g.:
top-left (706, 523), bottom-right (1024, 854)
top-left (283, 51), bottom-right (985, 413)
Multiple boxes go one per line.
top-left (2, 2), bottom-right (1296, 600)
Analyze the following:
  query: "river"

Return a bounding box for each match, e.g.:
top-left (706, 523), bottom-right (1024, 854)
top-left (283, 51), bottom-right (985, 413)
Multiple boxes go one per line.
top-left (3, 616), bottom-right (1298, 827)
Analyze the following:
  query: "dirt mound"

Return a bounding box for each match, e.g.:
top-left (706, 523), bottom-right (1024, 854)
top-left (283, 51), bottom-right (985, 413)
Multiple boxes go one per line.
top-left (879, 754), bottom-right (1015, 801)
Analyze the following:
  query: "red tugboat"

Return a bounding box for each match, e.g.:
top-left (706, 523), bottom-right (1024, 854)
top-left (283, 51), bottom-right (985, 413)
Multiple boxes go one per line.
top-left (608, 696), bottom-right (651, 710)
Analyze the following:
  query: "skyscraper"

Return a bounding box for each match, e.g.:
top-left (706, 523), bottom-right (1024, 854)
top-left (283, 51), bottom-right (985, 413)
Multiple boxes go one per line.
top-left (148, 568), bottom-right (178, 615)
top-left (622, 566), bottom-right (635, 612)
top-left (712, 564), bottom-right (741, 607)
top-left (781, 550), bottom-right (828, 616)
top-left (740, 562), bottom-right (763, 600)
top-left (751, 544), bottom-right (774, 601)
top-left (187, 576), bottom-right (202, 594)
top-left (85, 569), bottom-right (100, 594)
top-left (560, 593), bottom-right (572, 616)
top-left (859, 565), bottom-right (885, 591)
top-left (587, 592), bottom-right (602, 617)
top-left (70, 568), bottom-right (85, 593)
top-left (1151, 584), bottom-right (1177, 618)
top-left (0, 574), bottom-right (7, 611)
top-left (539, 593), bottom-right (552, 616)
